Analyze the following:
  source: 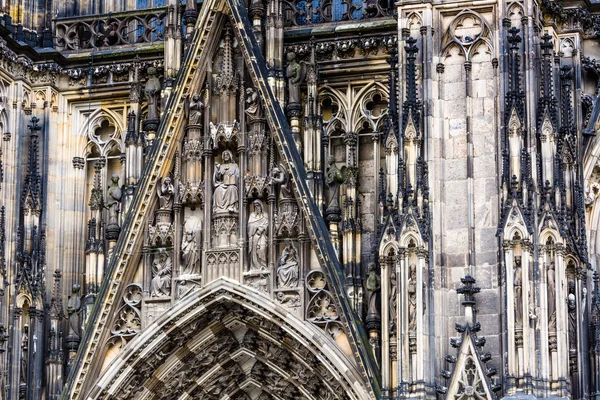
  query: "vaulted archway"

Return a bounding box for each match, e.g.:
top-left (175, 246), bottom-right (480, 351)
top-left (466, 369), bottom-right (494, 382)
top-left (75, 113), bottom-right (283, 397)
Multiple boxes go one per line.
top-left (88, 279), bottom-right (370, 400)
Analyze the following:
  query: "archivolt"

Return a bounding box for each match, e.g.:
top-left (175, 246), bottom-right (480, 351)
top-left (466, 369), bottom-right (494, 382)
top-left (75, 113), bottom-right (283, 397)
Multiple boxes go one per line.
top-left (88, 279), bottom-right (370, 400)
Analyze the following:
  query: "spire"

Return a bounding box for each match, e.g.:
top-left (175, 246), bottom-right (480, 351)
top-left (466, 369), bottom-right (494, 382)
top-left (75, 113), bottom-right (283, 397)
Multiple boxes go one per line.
top-left (537, 33), bottom-right (558, 131)
top-left (401, 36), bottom-right (421, 136)
top-left (506, 27), bottom-right (524, 123)
top-left (22, 117), bottom-right (42, 216)
top-left (438, 275), bottom-right (501, 397)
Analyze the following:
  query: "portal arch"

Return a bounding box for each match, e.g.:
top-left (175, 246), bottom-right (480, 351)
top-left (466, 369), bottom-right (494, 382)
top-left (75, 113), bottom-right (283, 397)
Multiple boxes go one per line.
top-left (88, 279), bottom-right (370, 400)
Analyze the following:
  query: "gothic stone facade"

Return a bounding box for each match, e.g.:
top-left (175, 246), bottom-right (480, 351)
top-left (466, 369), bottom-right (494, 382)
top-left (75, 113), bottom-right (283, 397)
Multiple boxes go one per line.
top-left (0, 0), bottom-right (599, 399)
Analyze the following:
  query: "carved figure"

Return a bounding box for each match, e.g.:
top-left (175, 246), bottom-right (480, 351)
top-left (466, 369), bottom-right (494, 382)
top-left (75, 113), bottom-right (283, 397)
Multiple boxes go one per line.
top-left (272, 166), bottom-right (293, 200)
top-left (277, 243), bottom-right (299, 288)
top-left (66, 284), bottom-right (81, 339)
top-left (248, 200), bottom-right (268, 271)
top-left (151, 252), bottom-right (172, 297)
top-left (105, 174), bottom-right (122, 226)
top-left (568, 280), bottom-right (577, 350)
top-left (213, 150), bottom-right (240, 213)
top-left (285, 52), bottom-right (303, 105)
top-left (365, 263), bottom-right (381, 321)
top-left (20, 326), bottom-right (29, 384)
top-left (157, 176), bottom-right (174, 210)
top-left (548, 262), bottom-right (557, 328)
top-left (181, 230), bottom-right (198, 275)
top-left (185, 93), bottom-right (203, 126)
top-left (514, 256), bottom-right (523, 326)
top-left (144, 67), bottom-right (161, 122)
top-left (408, 264), bottom-right (417, 331)
top-left (325, 155), bottom-right (344, 218)
top-left (245, 87), bottom-right (262, 122)
top-left (389, 271), bottom-right (398, 331)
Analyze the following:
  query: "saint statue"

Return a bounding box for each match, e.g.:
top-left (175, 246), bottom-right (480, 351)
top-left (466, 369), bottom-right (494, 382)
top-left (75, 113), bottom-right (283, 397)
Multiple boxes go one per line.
top-left (248, 200), bottom-right (268, 271)
top-left (390, 272), bottom-right (397, 331)
top-left (157, 176), bottom-right (175, 210)
top-left (144, 67), bottom-right (161, 122)
top-left (271, 166), bottom-right (293, 200)
top-left (365, 263), bottom-right (381, 322)
top-left (568, 280), bottom-right (577, 350)
top-left (184, 93), bottom-right (204, 126)
top-left (151, 252), bottom-right (172, 297)
top-left (213, 150), bottom-right (240, 213)
top-left (408, 264), bottom-right (417, 331)
top-left (285, 52), bottom-right (303, 106)
top-left (548, 262), bottom-right (557, 328)
top-left (105, 174), bottom-right (122, 227)
top-left (66, 284), bottom-right (81, 341)
top-left (277, 243), bottom-right (299, 288)
top-left (325, 155), bottom-right (344, 219)
top-left (181, 230), bottom-right (198, 275)
top-left (514, 256), bottom-right (523, 326)
top-left (20, 326), bottom-right (29, 385)
top-left (245, 87), bottom-right (262, 122)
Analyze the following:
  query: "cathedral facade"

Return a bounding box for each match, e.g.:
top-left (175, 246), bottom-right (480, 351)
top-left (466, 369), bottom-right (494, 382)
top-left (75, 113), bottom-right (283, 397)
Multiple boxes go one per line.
top-left (0, 0), bottom-right (599, 399)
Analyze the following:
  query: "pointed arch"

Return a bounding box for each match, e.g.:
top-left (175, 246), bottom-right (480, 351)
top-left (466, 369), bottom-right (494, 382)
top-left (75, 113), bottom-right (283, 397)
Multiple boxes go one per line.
top-left (87, 279), bottom-right (370, 400)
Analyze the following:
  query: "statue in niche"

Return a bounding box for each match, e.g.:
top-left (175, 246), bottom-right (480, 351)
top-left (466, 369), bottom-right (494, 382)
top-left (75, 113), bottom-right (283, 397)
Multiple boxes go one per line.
top-left (365, 263), bottom-right (381, 321)
top-left (184, 93), bottom-right (204, 126)
top-left (151, 252), bottom-right (172, 297)
top-left (66, 284), bottom-right (81, 340)
top-left (248, 199), bottom-right (268, 271)
top-left (20, 325), bottom-right (29, 384)
top-left (213, 150), bottom-right (240, 213)
top-left (105, 174), bottom-right (122, 227)
top-left (181, 230), bottom-right (198, 275)
top-left (271, 166), bottom-right (293, 200)
top-left (548, 262), bottom-right (557, 328)
top-left (285, 52), bottom-right (303, 106)
top-left (408, 264), bottom-right (417, 331)
top-left (325, 155), bottom-right (344, 219)
top-left (245, 87), bottom-right (263, 122)
top-left (514, 256), bottom-right (523, 326)
top-left (390, 271), bottom-right (397, 331)
top-left (144, 67), bottom-right (161, 122)
top-left (568, 280), bottom-right (577, 350)
top-left (156, 176), bottom-right (175, 211)
top-left (277, 243), bottom-right (299, 288)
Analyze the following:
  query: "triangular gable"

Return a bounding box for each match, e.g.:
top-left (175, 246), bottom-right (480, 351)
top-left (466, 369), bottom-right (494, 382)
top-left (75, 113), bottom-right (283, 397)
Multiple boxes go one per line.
top-left (501, 201), bottom-right (530, 240)
top-left (446, 328), bottom-right (496, 400)
top-left (62, 0), bottom-right (380, 398)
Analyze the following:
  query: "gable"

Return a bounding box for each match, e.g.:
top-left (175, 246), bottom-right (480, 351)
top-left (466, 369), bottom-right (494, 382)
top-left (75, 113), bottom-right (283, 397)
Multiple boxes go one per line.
top-left (61, 0), bottom-right (379, 398)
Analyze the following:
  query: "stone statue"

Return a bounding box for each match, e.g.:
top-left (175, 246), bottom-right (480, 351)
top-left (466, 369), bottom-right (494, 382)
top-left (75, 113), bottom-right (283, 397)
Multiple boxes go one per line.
top-left (408, 264), bottom-right (417, 331)
top-left (248, 200), bottom-right (268, 271)
top-left (514, 256), bottom-right (523, 326)
top-left (277, 243), bottom-right (299, 288)
top-left (568, 280), bottom-right (577, 350)
top-left (151, 252), bottom-right (172, 297)
top-left (365, 263), bottom-right (381, 321)
top-left (157, 176), bottom-right (175, 210)
top-left (144, 67), bottom-right (161, 122)
top-left (271, 166), bottom-right (293, 200)
top-left (181, 230), bottom-right (198, 275)
top-left (213, 150), bottom-right (240, 213)
top-left (66, 284), bottom-right (81, 340)
top-left (20, 326), bottom-right (29, 384)
top-left (390, 272), bottom-right (397, 331)
top-left (245, 87), bottom-right (262, 122)
top-left (285, 52), bottom-right (303, 106)
top-left (548, 262), bottom-right (556, 328)
top-left (325, 155), bottom-right (344, 219)
top-left (105, 174), bottom-right (122, 227)
top-left (185, 93), bottom-right (203, 126)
